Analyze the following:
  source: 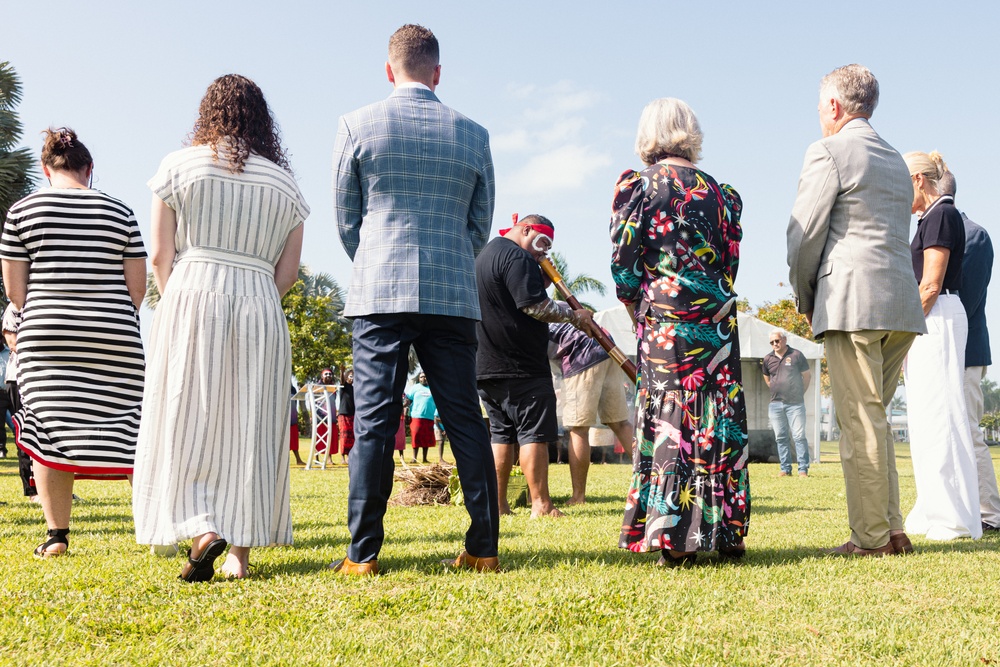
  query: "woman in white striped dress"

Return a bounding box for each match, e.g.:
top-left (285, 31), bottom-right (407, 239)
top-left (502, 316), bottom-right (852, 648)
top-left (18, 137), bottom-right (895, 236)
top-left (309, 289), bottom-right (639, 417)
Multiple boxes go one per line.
top-left (0, 128), bottom-right (147, 557)
top-left (132, 74), bottom-right (307, 581)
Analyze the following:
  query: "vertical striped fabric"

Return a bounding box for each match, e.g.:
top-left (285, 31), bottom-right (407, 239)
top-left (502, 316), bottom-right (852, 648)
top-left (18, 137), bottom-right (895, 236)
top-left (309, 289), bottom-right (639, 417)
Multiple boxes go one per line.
top-left (132, 146), bottom-right (308, 548)
top-left (0, 188), bottom-right (146, 477)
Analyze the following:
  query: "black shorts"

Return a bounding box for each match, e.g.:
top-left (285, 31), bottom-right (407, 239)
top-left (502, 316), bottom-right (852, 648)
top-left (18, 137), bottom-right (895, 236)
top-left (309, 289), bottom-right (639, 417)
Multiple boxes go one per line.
top-left (477, 376), bottom-right (558, 445)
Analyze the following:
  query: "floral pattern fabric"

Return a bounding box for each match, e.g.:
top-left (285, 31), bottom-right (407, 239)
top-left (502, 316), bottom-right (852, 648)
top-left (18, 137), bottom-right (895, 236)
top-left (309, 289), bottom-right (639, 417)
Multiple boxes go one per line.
top-left (611, 163), bottom-right (750, 554)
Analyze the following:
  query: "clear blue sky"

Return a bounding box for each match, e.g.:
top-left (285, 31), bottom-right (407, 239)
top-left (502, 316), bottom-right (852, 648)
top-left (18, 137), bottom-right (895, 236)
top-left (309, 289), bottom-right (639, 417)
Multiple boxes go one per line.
top-left (6, 1), bottom-right (999, 375)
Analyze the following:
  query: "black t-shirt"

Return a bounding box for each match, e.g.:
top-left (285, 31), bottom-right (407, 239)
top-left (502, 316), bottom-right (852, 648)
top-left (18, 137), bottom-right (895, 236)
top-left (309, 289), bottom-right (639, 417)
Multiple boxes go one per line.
top-left (475, 237), bottom-right (550, 379)
top-left (338, 383), bottom-right (354, 416)
top-left (761, 346), bottom-right (810, 404)
top-left (911, 196), bottom-right (965, 290)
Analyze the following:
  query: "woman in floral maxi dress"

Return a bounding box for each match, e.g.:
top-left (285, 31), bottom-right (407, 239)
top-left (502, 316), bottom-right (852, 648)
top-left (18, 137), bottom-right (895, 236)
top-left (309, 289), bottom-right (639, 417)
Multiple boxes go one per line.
top-left (611, 98), bottom-right (749, 566)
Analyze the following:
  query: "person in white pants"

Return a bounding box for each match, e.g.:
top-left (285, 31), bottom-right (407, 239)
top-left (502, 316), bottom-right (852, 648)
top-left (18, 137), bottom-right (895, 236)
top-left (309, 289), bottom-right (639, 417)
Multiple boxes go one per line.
top-left (940, 171), bottom-right (1000, 532)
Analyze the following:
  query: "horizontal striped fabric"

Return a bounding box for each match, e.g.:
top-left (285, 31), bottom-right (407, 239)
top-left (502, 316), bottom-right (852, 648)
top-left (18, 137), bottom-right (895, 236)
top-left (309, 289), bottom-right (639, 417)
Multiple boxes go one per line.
top-left (0, 188), bottom-right (146, 476)
top-left (132, 146), bottom-right (308, 547)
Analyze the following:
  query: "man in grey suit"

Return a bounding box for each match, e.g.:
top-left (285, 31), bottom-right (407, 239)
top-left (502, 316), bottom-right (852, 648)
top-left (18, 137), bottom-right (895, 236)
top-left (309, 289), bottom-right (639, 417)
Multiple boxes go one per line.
top-left (332, 24), bottom-right (500, 575)
top-left (787, 64), bottom-right (926, 557)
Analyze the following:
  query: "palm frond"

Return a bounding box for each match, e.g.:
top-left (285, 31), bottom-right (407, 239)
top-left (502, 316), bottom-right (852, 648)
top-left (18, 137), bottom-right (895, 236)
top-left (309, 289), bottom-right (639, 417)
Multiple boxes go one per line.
top-left (547, 251), bottom-right (606, 304)
top-left (145, 273), bottom-right (160, 310)
top-left (0, 62), bottom-right (24, 111)
top-left (0, 148), bottom-right (38, 219)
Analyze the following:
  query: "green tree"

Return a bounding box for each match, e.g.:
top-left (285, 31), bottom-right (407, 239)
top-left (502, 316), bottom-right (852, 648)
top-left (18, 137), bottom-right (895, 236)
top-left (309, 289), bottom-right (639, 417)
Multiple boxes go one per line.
top-left (981, 411), bottom-right (1000, 444)
top-left (284, 265), bottom-right (351, 382)
top-left (146, 263), bottom-right (352, 383)
top-left (0, 61), bottom-right (39, 305)
top-left (888, 394), bottom-right (906, 429)
top-left (144, 272), bottom-right (160, 310)
top-left (547, 251), bottom-right (606, 311)
top-left (982, 378), bottom-right (1000, 415)
top-left (282, 279), bottom-right (351, 382)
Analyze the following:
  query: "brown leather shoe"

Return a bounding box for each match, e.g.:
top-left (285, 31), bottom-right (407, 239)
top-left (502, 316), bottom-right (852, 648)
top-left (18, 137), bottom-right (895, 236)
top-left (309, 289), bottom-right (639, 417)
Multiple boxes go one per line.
top-left (889, 533), bottom-right (914, 555)
top-left (826, 540), bottom-right (894, 557)
top-left (329, 556), bottom-right (379, 576)
top-left (442, 550), bottom-right (500, 572)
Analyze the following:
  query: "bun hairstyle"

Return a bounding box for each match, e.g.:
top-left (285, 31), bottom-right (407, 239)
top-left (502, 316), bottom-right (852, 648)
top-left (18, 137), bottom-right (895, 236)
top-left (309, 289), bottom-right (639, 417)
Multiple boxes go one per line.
top-left (41, 127), bottom-right (93, 172)
top-left (904, 150), bottom-right (949, 186)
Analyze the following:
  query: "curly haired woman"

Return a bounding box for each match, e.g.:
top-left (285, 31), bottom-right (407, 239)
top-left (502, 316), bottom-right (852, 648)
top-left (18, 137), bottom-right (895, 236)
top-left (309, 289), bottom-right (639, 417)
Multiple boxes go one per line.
top-left (131, 74), bottom-right (309, 581)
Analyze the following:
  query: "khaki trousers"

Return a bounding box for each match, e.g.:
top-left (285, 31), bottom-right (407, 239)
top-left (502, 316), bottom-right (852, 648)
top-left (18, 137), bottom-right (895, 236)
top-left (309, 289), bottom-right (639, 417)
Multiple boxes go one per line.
top-left (965, 366), bottom-right (1000, 527)
top-left (825, 329), bottom-right (917, 549)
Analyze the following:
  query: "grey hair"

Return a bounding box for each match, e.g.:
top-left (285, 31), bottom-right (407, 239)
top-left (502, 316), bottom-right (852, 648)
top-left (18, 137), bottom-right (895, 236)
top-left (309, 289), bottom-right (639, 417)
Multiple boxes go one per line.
top-left (820, 64), bottom-right (879, 117)
top-left (938, 170), bottom-right (957, 197)
top-left (770, 329), bottom-right (787, 341)
top-left (634, 98), bottom-right (703, 165)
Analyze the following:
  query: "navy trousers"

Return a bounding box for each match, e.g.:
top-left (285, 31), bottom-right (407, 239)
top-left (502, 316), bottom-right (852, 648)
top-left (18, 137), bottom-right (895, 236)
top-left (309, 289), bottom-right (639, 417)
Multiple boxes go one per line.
top-left (347, 314), bottom-right (499, 563)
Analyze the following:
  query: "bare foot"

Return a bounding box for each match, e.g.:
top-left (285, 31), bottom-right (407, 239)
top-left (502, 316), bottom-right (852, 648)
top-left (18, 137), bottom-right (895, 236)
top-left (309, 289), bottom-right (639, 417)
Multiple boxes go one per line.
top-left (530, 504), bottom-right (566, 519)
top-left (498, 502), bottom-right (513, 516)
top-left (220, 548), bottom-right (250, 579)
top-left (566, 496), bottom-right (586, 506)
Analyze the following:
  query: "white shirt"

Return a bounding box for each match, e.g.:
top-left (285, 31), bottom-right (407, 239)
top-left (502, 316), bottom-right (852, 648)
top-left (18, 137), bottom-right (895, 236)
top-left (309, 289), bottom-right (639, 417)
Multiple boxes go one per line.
top-left (395, 81), bottom-right (431, 92)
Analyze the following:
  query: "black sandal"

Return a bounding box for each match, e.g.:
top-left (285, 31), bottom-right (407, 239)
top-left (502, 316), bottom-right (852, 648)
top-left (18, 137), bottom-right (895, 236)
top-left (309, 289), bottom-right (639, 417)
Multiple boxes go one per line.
top-left (34, 528), bottom-right (69, 558)
top-left (657, 551), bottom-right (696, 568)
top-left (179, 538), bottom-right (228, 582)
top-left (719, 541), bottom-right (746, 560)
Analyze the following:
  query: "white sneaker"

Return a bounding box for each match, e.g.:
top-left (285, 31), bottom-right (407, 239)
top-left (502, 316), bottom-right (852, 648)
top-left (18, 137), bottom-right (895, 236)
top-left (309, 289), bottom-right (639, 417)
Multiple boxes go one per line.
top-left (150, 544), bottom-right (180, 557)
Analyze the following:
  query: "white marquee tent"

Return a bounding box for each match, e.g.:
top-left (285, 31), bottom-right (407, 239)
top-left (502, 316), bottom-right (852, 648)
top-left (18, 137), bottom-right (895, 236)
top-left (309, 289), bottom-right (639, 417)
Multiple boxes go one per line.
top-left (594, 305), bottom-right (825, 462)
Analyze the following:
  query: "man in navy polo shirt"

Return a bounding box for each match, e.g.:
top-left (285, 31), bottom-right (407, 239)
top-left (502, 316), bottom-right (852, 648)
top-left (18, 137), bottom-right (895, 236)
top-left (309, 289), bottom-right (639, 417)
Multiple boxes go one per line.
top-left (940, 172), bottom-right (1000, 532)
top-left (762, 330), bottom-right (812, 477)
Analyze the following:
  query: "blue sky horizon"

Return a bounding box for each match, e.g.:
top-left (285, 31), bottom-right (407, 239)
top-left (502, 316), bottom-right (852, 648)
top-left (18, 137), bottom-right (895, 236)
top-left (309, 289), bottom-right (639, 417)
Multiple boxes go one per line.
top-left (6, 1), bottom-right (999, 377)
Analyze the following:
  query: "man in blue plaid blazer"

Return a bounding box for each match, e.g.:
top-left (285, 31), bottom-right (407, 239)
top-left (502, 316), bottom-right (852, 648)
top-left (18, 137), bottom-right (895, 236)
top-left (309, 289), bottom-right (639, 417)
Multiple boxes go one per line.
top-left (332, 24), bottom-right (500, 575)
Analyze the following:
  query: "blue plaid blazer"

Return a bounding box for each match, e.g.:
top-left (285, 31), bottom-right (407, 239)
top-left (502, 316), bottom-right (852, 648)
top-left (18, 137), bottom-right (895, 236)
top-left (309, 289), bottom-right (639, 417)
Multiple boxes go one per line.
top-left (335, 87), bottom-right (495, 319)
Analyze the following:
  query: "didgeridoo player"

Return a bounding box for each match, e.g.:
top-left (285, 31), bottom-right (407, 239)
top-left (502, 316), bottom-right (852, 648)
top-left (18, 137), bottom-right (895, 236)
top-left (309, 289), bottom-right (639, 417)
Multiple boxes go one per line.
top-left (475, 214), bottom-right (600, 517)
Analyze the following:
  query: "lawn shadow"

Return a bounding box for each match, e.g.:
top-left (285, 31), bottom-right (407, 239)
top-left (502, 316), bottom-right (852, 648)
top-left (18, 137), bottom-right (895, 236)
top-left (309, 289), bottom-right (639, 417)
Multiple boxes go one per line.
top-left (493, 537), bottom-right (1000, 571)
top-left (290, 527), bottom-right (518, 551)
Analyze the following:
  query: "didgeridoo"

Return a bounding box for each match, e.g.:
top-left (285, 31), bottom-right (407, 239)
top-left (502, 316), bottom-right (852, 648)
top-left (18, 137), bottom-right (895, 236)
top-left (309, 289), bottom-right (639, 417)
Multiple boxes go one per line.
top-left (538, 255), bottom-right (638, 385)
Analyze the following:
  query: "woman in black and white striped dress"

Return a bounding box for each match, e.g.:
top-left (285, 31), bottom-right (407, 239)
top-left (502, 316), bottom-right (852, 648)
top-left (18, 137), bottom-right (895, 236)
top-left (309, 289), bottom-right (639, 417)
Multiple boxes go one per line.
top-left (132, 75), bottom-right (306, 581)
top-left (0, 127), bottom-right (147, 557)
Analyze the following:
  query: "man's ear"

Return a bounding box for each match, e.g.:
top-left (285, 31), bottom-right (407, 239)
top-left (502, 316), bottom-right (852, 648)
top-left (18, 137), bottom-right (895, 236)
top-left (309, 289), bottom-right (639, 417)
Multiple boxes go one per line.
top-left (385, 62), bottom-right (395, 85)
top-left (828, 97), bottom-right (843, 120)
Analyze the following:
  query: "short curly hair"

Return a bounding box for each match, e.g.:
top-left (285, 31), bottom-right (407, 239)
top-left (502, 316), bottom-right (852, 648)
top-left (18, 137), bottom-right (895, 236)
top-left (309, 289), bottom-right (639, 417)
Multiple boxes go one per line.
top-left (190, 74), bottom-right (291, 174)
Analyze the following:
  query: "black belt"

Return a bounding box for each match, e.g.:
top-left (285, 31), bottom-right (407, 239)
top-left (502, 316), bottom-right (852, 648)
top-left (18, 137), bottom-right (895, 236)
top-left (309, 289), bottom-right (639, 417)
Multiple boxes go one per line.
top-left (942, 289), bottom-right (959, 295)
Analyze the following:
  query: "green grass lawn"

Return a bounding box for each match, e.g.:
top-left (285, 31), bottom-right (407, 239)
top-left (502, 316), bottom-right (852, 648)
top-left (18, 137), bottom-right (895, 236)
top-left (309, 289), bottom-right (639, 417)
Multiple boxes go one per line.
top-left (2, 441), bottom-right (1000, 667)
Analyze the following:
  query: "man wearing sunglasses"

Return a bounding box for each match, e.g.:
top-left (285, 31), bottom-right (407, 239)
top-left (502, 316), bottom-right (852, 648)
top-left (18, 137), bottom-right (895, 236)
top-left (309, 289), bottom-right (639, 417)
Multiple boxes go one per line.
top-left (762, 330), bottom-right (812, 477)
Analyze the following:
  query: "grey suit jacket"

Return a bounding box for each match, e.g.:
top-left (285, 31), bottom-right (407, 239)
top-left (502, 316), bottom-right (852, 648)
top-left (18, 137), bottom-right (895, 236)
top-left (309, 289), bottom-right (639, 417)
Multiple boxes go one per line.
top-left (335, 87), bottom-right (495, 319)
top-left (787, 118), bottom-right (926, 338)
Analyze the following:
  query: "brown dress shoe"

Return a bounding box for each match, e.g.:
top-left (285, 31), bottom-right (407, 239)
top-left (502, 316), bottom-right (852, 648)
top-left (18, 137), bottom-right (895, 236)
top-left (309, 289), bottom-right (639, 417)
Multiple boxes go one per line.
top-left (889, 533), bottom-right (914, 555)
top-left (442, 550), bottom-right (500, 572)
top-left (329, 556), bottom-right (379, 576)
top-left (827, 540), bottom-right (894, 557)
